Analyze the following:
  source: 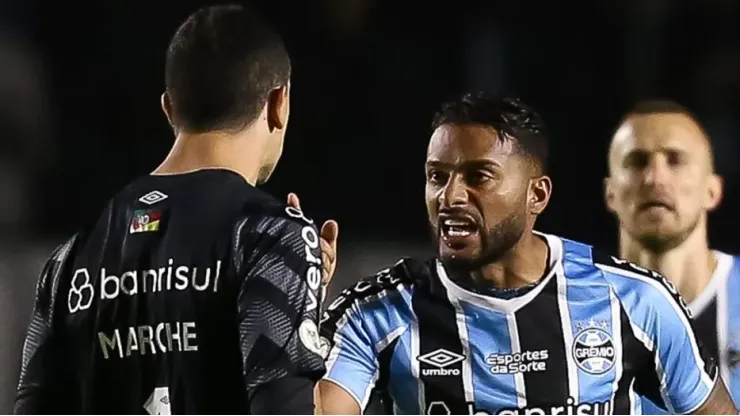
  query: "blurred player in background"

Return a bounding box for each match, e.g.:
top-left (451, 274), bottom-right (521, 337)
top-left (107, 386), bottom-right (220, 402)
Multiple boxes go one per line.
top-left (14, 4), bottom-right (337, 414)
top-left (315, 92), bottom-right (736, 415)
top-left (605, 100), bottom-right (740, 413)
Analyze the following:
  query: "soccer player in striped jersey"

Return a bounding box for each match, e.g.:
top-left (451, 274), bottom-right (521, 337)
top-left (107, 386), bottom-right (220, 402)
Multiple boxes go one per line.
top-left (315, 93), bottom-right (737, 415)
top-left (605, 100), bottom-right (740, 413)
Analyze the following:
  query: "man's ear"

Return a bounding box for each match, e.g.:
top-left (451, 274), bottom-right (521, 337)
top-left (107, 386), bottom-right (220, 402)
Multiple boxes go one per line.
top-left (705, 173), bottom-right (724, 212)
top-left (529, 175), bottom-right (552, 215)
top-left (604, 176), bottom-right (617, 214)
top-left (266, 85), bottom-right (289, 132)
top-left (161, 92), bottom-right (174, 127)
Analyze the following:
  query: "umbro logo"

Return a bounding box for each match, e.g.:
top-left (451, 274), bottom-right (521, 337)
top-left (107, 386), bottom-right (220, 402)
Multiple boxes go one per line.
top-left (417, 349), bottom-right (465, 376)
top-left (139, 191), bottom-right (168, 205)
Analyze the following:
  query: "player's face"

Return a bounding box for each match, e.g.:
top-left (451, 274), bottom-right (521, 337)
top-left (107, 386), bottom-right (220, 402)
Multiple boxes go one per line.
top-left (425, 124), bottom-right (534, 268)
top-left (605, 113), bottom-right (722, 251)
top-left (258, 83), bottom-right (291, 184)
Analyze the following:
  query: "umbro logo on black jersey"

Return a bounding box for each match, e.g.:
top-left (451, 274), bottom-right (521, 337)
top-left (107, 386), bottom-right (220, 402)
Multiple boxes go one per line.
top-left (139, 190), bottom-right (168, 205)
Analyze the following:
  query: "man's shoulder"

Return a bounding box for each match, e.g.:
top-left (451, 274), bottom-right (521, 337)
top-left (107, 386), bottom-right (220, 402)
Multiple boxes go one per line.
top-left (557, 236), bottom-right (678, 298)
top-left (235, 202), bottom-right (319, 246)
top-left (590, 250), bottom-right (694, 321)
top-left (324, 257), bottom-right (429, 315)
top-left (319, 257), bottom-right (429, 350)
top-left (715, 251), bottom-right (740, 283)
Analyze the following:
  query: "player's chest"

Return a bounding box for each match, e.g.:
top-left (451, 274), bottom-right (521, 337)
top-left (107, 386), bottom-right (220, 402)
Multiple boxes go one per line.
top-left (385, 297), bottom-right (637, 415)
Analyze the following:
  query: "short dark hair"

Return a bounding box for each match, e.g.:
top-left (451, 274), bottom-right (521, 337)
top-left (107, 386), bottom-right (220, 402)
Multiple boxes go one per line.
top-left (165, 4), bottom-right (290, 133)
top-left (432, 92), bottom-right (549, 172)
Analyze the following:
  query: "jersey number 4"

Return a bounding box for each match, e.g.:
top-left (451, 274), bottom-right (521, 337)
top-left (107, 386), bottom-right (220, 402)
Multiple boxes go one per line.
top-left (144, 386), bottom-right (171, 415)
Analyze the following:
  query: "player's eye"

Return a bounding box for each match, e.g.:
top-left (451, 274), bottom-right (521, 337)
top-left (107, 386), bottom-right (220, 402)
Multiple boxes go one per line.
top-left (427, 170), bottom-right (448, 185)
top-left (666, 151), bottom-right (687, 167)
top-left (467, 170), bottom-right (493, 186)
top-left (623, 152), bottom-right (649, 170)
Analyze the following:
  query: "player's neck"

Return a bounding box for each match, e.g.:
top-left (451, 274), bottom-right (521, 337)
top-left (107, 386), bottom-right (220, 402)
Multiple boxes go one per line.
top-left (153, 128), bottom-right (268, 185)
top-left (619, 224), bottom-right (715, 303)
top-left (476, 232), bottom-right (549, 289)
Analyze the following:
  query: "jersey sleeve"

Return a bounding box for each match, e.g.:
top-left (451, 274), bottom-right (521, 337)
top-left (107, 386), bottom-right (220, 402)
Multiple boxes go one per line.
top-left (599, 256), bottom-right (717, 414)
top-left (319, 287), bottom-right (379, 409)
top-left (15, 237), bottom-right (77, 414)
top-left (236, 207), bottom-right (326, 396)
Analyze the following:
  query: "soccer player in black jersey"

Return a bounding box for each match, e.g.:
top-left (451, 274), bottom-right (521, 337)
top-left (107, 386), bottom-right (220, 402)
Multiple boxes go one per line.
top-left (14, 4), bottom-right (338, 415)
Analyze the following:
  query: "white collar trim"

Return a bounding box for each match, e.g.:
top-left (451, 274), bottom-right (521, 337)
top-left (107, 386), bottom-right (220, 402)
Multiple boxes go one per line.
top-left (435, 231), bottom-right (563, 314)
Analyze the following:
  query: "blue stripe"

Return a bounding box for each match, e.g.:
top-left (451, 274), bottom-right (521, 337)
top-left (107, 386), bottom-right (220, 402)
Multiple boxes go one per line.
top-left (602, 266), bottom-right (711, 413)
top-left (326, 286), bottom-right (414, 407)
top-left (640, 396), bottom-right (664, 414)
top-left (724, 257), bottom-right (740, 403)
top-left (461, 302), bottom-right (518, 412)
top-left (389, 325), bottom-right (420, 414)
top-left (562, 240), bottom-right (618, 405)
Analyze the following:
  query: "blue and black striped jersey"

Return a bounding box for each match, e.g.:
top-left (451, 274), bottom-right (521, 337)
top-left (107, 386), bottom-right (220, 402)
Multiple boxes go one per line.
top-left (320, 232), bottom-right (717, 415)
top-left (15, 169), bottom-right (325, 414)
top-left (641, 251), bottom-right (740, 414)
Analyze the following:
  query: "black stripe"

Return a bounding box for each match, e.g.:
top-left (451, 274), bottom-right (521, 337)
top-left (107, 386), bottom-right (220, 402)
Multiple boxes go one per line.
top-left (514, 276), bottom-right (568, 407)
top-left (368, 336), bottom-right (401, 415)
top-left (628, 311), bottom-right (667, 411)
top-left (693, 297), bottom-right (719, 363)
top-left (413, 267), bottom-right (467, 415)
top-left (613, 305), bottom-right (639, 414)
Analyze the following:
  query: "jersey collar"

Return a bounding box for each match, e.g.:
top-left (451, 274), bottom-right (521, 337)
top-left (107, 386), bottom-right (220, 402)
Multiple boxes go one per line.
top-left (435, 231), bottom-right (564, 314)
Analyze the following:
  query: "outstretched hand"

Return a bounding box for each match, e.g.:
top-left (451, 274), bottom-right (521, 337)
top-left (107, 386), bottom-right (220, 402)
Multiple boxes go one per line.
top-left (287, 193), bottom-right (338, 286)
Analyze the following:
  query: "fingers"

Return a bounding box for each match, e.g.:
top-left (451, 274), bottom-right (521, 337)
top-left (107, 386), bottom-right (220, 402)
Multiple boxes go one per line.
top-left (285, 195), bottom-right (338, 285)
top-left (320, 222), bottom-right (338, 285)
top-left (287, 193), bottom-right (301, 211)
top-left (320, 220), bottom-right (339, 249)
top-left (320, 238), bottom-right (335, 267)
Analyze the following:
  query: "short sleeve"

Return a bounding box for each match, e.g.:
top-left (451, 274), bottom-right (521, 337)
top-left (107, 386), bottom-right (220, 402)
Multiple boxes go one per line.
top-left (320, 291), bottom-right (379, 410)
top-left (600, 256), bottom-right (717, 414)
top-left (15, 237), bottom-right (77, 414)
top-left (236, 209), bottom-right (326, 393)
top-left (634, 279), bottom-right (717, 414)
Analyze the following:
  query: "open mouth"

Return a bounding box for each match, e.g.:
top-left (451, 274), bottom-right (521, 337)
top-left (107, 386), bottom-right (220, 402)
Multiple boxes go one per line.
top-left (440, 215), bottom-right (479, 239)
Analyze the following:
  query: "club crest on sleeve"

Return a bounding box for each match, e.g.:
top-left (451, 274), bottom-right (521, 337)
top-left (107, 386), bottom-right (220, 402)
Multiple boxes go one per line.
top-left (139, 190), bottom-right (168, 205)
top-left (298, 319), bottom-right (326, 356)
top-left (130, 209), bottom-right (162, 234)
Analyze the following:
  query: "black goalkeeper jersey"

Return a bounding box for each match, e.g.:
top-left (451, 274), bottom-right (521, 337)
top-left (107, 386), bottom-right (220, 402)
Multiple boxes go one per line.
top-left (14, 169), bottom-right (326, 414)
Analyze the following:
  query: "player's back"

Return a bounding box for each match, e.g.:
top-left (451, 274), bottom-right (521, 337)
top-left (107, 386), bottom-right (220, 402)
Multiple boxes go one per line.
top-left (17, 169), bottom-right (318, 414)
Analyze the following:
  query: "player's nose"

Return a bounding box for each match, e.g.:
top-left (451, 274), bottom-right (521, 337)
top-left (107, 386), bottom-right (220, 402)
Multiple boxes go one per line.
top-left (439, 174), bottom-right (469, 208)
top-left (644, 156), bottom-right (671, 187)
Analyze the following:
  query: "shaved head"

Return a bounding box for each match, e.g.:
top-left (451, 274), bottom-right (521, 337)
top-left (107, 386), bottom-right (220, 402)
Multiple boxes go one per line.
top-left (605, 101), bottom-right (723, 253)
top-left (609, 111), bottom-right (714, 176)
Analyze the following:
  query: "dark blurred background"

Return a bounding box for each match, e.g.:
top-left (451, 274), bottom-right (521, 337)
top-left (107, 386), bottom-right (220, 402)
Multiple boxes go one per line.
top-left (2, 0), bottom-right (740, 411)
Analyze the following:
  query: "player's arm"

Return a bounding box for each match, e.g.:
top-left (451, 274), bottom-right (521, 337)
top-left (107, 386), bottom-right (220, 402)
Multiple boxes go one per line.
top-left (640, 283), bottom-right (737, 415)
top-left (14, 238), bottom-right (77, 414)
top-left (603, 258), bottom-right (737, 414)
top-left (692, 379), bottom-right (737, 415)
top-left (237, 210), bottom-right (326, 414)
top-left (315, 288), bottom-right (379, 415)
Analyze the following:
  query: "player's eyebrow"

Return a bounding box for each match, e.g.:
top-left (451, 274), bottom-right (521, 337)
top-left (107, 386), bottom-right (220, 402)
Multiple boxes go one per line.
top-left (622, 145), bottom-right (687, 159)
top-left (426, 159), bottom-right (502, 169)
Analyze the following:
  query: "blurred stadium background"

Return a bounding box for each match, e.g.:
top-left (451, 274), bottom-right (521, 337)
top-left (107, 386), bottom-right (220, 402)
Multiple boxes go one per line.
top-left (2, 0), bottom-right (740, 412)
